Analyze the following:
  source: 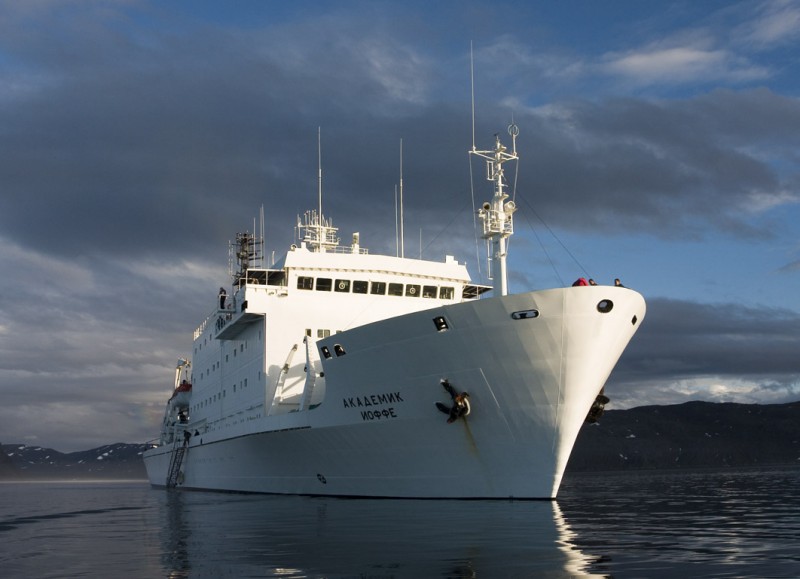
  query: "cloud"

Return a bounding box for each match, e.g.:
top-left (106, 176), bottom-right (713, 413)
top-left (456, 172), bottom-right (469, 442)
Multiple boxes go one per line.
top-left (734, 0), bottom-right (800, 48)
top-left (513, 89), bottom-right (800, 241)
top-left (596, 1), bottom-right (800, 89)
top-left (602, 44), bottom-right (768, 86)
top-left (609, 375), bottom-right (800, 409)
top-left (608, 297), bottom-right (800, 407)
top-left (778, 259), bottom-right (800, 273)
top-left (3, 3), bottom-right (799, 264)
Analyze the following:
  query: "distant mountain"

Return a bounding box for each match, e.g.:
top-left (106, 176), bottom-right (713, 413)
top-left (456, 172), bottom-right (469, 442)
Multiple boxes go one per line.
top-left (0, 446), bottom-right (18, 478)
top-left (0, 442), bottom-right (149, 480)
top-left (2, 401), bottom-right (798, 480)
top-left (566, 400), bottom-right (800, 472)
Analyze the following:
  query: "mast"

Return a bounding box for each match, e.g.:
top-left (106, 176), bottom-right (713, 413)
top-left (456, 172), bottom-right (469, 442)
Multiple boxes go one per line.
top-left (297, 128), bottom-right (340, 252)
top-left (470, 124), bottom-right (519, 296)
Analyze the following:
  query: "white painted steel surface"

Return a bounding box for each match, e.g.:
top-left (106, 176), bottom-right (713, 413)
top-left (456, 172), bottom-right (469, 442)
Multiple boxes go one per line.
top-left (145, 285), bottom-right (644, 498)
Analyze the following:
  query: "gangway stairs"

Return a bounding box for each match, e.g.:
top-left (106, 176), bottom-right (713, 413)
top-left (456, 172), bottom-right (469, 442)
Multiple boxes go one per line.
top-left (166, 436), bottom-right (188, 488)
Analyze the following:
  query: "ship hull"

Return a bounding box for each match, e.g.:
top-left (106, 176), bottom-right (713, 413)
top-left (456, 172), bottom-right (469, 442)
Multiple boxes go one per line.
top-left (144, 286), bottom-right (645, 498)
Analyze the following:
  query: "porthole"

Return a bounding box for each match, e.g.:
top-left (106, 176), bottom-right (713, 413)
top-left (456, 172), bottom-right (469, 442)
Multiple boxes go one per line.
top-left (511, 309), bottom-right (539, 320)
top-left (631, 315), bottom-right (638, 325)
top-left (320, 346), bottom-right (332, 359)
top-left (333, 344), bottom-right (346, 356)
top-left (597, 299), bottom-right (614, 313)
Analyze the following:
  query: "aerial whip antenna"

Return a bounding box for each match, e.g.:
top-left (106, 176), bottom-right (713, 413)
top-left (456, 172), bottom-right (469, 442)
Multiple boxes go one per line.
top-left (470, 41), bottom-right (476, 151)
top-left (394, 185), bottom-right (399, 257)
top-left (469, 41), bottom-right (483, 277)
top-left (399, 138), bottom-right (405, 258)
top-left (259, 204), bottom-right (265, 267)
top-left (318, 127), bottom-right (323, 220)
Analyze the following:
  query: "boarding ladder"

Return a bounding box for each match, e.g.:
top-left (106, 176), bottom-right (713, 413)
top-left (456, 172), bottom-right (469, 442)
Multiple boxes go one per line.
top-left (166, 433), bottom-right (188, 488)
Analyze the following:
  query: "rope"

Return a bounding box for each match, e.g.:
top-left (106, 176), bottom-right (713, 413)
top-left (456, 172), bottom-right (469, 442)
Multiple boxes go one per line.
top-left (517, 192), bottom-right (591, 283)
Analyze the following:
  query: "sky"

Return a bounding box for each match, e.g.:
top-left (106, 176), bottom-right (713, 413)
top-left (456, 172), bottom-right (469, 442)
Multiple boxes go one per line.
top-left (1, 0), bottom-right (799, 452)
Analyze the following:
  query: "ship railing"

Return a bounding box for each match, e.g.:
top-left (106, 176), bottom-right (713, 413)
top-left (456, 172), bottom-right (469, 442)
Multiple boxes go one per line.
top-left (298, 244), bottom-right (369, 255)
top-left (481, 209), bottom-right (514, 237)
top-left (193, 313), bottom-right (212, 340)
top-left (161, 421), bottom-right (184, 446)
top-left (194, 305), bottom-right (235, 340)
top-left (323, 245), bottom-right (369, 255)
top-left (196, 281), bottom-right (290, 339)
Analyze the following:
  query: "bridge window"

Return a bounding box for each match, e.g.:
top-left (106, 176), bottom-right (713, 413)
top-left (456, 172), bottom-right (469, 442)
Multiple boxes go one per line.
top-left (267, 270), bottom-right (286, 286)
top-left (316, 278), bottom-right (332, 291)
top-left (439, 287), bottom-right (454, 299)
top-left (297, 276), bottom-right (313, 290)
top-left (423, 285), bottom-right (437, 298)
top-left (406, 284), bottom-right (420, 297)
top-left (335, 279), bottom-right (350, 292)
top-left (370, 281), bottom-right (386, 295)
top-left (388, 283), bottom-right (404, 296)
top-left (353, 280), bottom-right (368, 294)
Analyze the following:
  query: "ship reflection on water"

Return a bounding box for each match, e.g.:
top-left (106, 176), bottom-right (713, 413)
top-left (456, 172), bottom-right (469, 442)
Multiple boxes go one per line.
top-left (3, 470), bottom-right (795, 575)
top-left (158, 490), bottom-right (602, 577)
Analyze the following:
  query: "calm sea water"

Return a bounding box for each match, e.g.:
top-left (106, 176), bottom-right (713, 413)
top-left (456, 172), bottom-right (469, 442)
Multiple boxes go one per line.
top-left (1, 468), bottom-right (798, 578)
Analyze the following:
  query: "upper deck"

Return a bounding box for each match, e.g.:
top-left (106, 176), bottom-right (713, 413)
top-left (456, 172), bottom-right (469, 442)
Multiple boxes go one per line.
top-left (194, 241), bottom-right (491, 342)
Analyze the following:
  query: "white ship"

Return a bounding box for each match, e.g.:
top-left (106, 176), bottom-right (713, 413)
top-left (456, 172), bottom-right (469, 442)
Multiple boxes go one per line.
top-left (143, 127), bottom-right (645, 499)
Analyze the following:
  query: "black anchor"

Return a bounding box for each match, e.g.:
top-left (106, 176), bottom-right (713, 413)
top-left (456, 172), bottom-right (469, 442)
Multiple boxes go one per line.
top-left (436, 379), bottom-right (470, 423)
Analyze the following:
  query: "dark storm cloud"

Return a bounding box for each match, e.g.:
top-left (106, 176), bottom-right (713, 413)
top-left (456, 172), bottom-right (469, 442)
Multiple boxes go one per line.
top-left (2, 2), bottom-right (798, 269)
top-left (513, 90), bottom-right (800, 240)
top-left (0, 2), bottom-right (450, 263)
top-left (622, 298), bottom-right (800, 377)
top-left (608, 297), bottom-right (800, 405)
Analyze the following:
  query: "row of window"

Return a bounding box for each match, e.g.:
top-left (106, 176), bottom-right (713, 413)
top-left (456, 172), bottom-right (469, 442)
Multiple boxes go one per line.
top-left (297, 276), bottom-right (455, 300)
top-left (196, 340), bottom-right (251, 378)
top-left (192, 376), bottom-right (256, 414)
